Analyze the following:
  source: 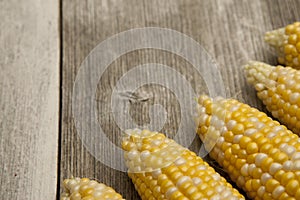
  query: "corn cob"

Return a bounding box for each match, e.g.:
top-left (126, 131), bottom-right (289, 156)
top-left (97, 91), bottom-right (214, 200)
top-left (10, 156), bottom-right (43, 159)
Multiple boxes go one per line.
top-left (265, 22), bottom-right (300, 69)
top-left (122, 129), bottom-right (245, 200)
top-left (244, 61), bottom-right (300, 134)
top-left (61, 177), bottom-right (124, 200)
top-left (196, 95), bottom-right (300, 200)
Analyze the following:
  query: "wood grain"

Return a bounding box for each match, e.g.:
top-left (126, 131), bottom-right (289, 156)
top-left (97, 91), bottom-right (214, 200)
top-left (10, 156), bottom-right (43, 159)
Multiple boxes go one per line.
top-left (0, 0), bottom-right (59, 199)
top-left (60, 0), bottom-right (300, 199)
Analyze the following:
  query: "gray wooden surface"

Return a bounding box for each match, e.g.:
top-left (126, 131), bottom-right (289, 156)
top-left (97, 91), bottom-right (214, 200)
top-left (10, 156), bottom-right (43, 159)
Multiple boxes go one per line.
top-left (60, 0), bottom-right (300, 199)
top-left (0, 0), bottom-right (59, 199)
top-left (1, 0), bottom-right (300, 199)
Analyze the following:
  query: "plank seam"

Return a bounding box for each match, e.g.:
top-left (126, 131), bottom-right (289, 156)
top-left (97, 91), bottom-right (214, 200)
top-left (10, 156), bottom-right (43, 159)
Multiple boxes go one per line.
top-left (56, 0), bottom-right (63, 199)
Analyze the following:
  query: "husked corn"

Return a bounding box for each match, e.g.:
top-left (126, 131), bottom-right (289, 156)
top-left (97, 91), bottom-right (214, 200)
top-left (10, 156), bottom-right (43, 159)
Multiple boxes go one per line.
top-left (61, 177), bottom-right (124, 200)
top-left (197, 95), bottom-right (300, 200)
top-left (265, 22), bottom-right (300, 69)
top-left (244, 61), bottom-right (300, 134)
top-left (122, 129), bottom-right (245, 200)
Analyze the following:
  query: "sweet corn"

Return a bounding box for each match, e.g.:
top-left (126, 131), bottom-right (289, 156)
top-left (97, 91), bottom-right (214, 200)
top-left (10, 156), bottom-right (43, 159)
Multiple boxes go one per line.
top-left (196, 95), bottom-right (300, 200)
top-left (122, 129), bottom-right (245, 200)
top-left (265, 22), bottom-right (300, 69)
top-left (61, 177), bottom-right (124, 200)
top-left (244, 61), bottom-right (300, 134)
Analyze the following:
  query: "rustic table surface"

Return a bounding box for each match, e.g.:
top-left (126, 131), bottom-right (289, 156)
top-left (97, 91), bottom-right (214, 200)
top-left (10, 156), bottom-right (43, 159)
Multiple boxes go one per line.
top-left (1, 0), bottom-right (300, 199)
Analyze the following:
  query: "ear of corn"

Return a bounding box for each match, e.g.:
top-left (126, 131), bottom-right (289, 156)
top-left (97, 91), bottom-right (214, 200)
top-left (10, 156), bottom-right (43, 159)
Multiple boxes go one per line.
top-left (197, 95), bottom-right (300, 200)
top-left (244, 61), bottom-right (300, 134)
top-left (265, 22), bottom-right (300, 69)
top-left (122, 129), bottom-right (245, 200)
top-left (61, 177), bottom-right (125, 200)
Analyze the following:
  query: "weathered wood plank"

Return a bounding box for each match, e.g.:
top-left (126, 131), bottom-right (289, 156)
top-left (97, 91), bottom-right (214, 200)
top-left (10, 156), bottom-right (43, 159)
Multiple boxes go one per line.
top-left (61, 0), bottom-right (300, 199)
top-left (0, 0), bottom-right (59, 199)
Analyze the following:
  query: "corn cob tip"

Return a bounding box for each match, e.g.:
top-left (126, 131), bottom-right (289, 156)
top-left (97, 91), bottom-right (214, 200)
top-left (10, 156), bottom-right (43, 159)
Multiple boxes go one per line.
top-left (264, 27), bottom-right (287, 51)
top-left (265, 22), bottom-right (300, 69)
top-left (61, 177), bottom-right (124, 200)
top-left (196, 95), bottom-right (226, 134)
top-left (123, 128), bottom-right (157, 139)
top-left (123, 129), bottom-right (245, 200)
top-left (122, 129), bottom-right (185, 173)
top-left (243, 61), bottom-right (275, 90)
top-left (243, 60), bottom-right (300, 134)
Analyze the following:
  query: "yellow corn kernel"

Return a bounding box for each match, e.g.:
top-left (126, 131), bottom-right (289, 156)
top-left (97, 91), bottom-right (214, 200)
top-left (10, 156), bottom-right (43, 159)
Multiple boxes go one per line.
top-left (60, 177), bottom-right (124, 200)
top-left (197, 95), bottom-right (300, 200)
top-left (265, 22), bottom-right (300, 69)
top-left (122, 129), bottom-right (245, 200)
top-left (244, 61), bottom-right (300, 134)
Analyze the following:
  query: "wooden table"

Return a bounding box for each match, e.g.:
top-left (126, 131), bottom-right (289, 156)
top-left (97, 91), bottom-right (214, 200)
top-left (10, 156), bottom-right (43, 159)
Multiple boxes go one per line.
top-left (1, 0), bottom-right (299, 199)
